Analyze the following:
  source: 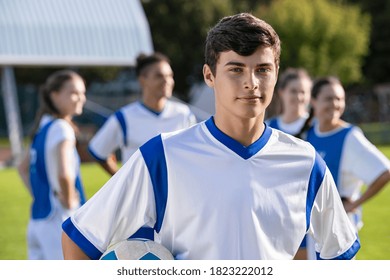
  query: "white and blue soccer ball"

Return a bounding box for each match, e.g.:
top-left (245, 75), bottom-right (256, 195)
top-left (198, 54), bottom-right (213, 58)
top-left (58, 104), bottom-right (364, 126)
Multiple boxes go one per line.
top-left (100, 238), bottom-right (174, 260)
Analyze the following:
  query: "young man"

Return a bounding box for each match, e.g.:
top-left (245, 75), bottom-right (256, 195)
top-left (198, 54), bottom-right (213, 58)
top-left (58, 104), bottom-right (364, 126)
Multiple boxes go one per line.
top-left (62, 13), bottom-right (360, 260)
top-left (88, 52), bottom-right (196, 175)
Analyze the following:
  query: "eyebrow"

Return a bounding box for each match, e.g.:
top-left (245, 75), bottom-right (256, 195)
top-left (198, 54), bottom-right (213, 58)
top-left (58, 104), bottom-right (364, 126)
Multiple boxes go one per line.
top-left (224, 61), bottom-right (274, 67)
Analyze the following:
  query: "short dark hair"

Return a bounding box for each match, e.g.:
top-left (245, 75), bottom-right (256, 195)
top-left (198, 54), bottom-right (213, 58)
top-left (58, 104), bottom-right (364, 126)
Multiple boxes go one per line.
top-left (204, 13), bottom-right (281, 75)
top-left (135, 52), bottom-right (170, 77)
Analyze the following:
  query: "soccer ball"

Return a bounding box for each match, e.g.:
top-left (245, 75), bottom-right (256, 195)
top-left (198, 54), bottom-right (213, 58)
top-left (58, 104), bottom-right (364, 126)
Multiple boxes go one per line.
top-left (100, 238), bottom-right (174, 260)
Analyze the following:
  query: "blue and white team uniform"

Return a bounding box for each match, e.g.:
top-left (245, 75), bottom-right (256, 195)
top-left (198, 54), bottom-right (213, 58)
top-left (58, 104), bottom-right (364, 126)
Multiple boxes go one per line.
top-left (63, 117), bottom-right (359, 260)
top-left (266, 114), bottom-right (308, 135)
top-left (88, 100), bottom-right (197, 163)
top-left (306, 123), bottom-right (390, 231)
top-left (28, 116), bottom-right (86, 259)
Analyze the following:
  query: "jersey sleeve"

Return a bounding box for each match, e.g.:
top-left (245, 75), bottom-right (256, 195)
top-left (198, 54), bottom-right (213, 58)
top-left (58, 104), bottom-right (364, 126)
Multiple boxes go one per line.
top-left (342, 127), bottom-right (390, 186)
top-left (62, 150), bottom-right (157, 259)
top-left (88, 114), bottom-right (123, 161)
top-left (49, 119), bottom-right (75, 145)
top-left (308, 154), bottom-right (360, 259)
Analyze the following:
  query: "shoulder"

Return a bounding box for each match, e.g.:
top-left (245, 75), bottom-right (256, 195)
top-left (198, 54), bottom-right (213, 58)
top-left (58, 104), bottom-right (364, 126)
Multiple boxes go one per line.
top-left (47, 119), bottom-right (75, 142)
top-left (270, 126), bottom-right (314, 150)
top-left (116, 101), bottom-right (140, 115)
top-left (142, 121), bottom-right (202, 149)
top-left (344, 125), bottom-right (371, 146)
top-left (344, 125), bottom-right (387, 158)
top-left (166, 99), bottom-right (193, 114)
top-left (51, 119), bottom-right (74, 133)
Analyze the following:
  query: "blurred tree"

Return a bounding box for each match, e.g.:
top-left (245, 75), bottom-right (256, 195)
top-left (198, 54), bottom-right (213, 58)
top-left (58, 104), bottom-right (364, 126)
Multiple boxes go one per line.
top-left (256, 0), bottom-right (370, 84)
top-left (141, 0), bottom-right (235, 100)
top-left (343, 0), bottom-right (390, 84)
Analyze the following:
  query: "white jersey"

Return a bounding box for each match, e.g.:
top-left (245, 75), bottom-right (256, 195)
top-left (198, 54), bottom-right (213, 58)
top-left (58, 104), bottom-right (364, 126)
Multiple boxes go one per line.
top-left (266, 115), bottom-right (308, 135)
top-left (307, 123), bottom-right (390, 230)
top-left (63, 118), bottom-right (359, 260)
top-left (88, 100), bottom-right (196, 163)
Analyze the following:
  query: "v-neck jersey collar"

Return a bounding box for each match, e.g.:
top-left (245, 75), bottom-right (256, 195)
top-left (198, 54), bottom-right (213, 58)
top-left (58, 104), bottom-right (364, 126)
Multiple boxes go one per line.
top-left (205, 117), bottom-right (272, 159)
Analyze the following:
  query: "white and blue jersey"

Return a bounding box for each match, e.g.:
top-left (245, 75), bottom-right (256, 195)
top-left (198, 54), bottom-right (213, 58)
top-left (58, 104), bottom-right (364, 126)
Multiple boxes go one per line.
top-left (266, 115), bottom-right (308, 135)
top-left (30, 119), bottom-right (86, 219)
top-left (28, 117), bottom-right (86, 259)
top-left (88, 100), bottom-right (197, 163)
top-left (306, 123), bottom-right (390, 230)
top-left (63, 117), bottom-right (359, 260)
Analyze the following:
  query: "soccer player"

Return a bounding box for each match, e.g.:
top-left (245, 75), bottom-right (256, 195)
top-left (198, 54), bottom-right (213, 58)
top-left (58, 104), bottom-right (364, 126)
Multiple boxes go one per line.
top-left (17, 70), bottom-right (87, 259)
top-left (296, 76), bottom-right (390, 258)
top-left (62, 13), bottom-right (360, 260)
top-left (88, 52), bottom-right (197, 176)
top-left (266, 68), bottom-right (312, 135)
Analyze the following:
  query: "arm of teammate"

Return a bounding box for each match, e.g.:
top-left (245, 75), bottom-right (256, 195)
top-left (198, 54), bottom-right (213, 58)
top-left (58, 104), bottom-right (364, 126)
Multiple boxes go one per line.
top-left (342, 128), bottom-right (390, 212)
top-left (96, 154), bottom-right (118, 176)
top-left (344, 169), bottom-right (390, 212)
top-left (62, 231), bottom-right (91, 260)
top-left (17, 149), bottom-right (32, 195)
top-left (57, 139), bottom-right (80, 210)
top-left (88, 116), bottom-right (122, 176)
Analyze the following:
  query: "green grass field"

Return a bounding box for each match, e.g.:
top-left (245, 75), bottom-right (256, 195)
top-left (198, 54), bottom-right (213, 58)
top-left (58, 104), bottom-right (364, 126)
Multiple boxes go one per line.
top-left (0, 147), bottom-right (389, 260)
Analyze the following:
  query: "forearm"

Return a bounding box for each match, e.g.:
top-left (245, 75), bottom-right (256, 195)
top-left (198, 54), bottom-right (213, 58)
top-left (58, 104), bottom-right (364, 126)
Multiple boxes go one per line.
top-left (99, 154), bottom-right (118, 176)
top-left (58, 175), bottom-right (79, 209)
top-left (17, 151), bottom-right (32, 195)
top-left (348, 170), bottom-right (390, 211)
top-left (62, 232), bottom-right (91, 260)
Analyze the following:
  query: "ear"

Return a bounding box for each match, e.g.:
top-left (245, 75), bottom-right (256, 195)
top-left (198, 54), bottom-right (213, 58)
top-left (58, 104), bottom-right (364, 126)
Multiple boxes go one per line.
top-left (138, 75), bottom-right (146, 87)
top-left (203, 64), bottom-right (215, 88)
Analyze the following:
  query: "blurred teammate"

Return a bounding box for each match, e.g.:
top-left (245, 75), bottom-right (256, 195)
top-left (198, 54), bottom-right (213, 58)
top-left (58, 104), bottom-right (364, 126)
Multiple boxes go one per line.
top-left (62, 13), bottom-right (359, 260)
top-left (18, 70), bottom-right (87, 259)
top-left (298, 76), bottom-right (390, 233)
top-left (88, 52), bottom-right (196, 176)
top-left (266, 68), bottom-right (312, 135)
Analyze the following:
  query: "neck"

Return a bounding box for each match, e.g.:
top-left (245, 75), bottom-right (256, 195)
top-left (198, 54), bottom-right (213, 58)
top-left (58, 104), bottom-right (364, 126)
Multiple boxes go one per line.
top-left (282, 107), bottom-right (306, 123)
top-left (142, 96), bottom-right (166, 112)
top-left (318, 119), bottom-right (343, 132)
top-left (213, 115), bottom-right (265, 147)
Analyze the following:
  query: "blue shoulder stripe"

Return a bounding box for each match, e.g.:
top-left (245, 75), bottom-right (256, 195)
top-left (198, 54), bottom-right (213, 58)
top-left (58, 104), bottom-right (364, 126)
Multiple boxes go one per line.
top-left (306, 152), bottom-right (327, 231)
top-left (139, 135), bottom-right (168, 233)
top-left (62, 217), bottom-right (103, 260)
top-left (115, 110), bottom-right (127, 146)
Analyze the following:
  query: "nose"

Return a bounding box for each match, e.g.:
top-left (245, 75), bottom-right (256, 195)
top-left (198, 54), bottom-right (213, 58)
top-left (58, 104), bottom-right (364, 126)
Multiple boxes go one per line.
top-left (331, 98), bottom-right (341, 108)
top-left (79, 92), bottom-right (86, 104)
top-left (244, 73), bottom-right (259, 91)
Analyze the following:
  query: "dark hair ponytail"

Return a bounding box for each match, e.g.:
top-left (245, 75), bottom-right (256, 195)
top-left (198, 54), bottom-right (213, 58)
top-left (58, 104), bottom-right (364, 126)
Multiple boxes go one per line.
top-left (294, 107), bottom-right (314, 139)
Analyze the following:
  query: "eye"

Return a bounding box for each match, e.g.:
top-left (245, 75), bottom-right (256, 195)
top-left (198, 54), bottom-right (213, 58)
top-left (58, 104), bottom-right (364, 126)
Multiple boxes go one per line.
top-left (256, 67), bottom-right (271, 73)
top-left (229, 67), bottom-right (243, 73)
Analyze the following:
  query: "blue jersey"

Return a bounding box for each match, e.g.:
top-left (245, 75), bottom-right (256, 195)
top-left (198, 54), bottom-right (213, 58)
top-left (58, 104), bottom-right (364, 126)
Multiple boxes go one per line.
top-left (305, 123), bottom-right (390, 232)
top-left (306, 125), bottom-right (353, 187)
top-left (63, 117), bottom-right (359, 260)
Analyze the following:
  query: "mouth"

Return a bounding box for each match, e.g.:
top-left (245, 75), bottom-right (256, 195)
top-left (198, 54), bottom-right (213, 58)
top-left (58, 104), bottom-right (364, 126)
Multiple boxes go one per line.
top-left (237, 96), bottom-right (263, 103)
